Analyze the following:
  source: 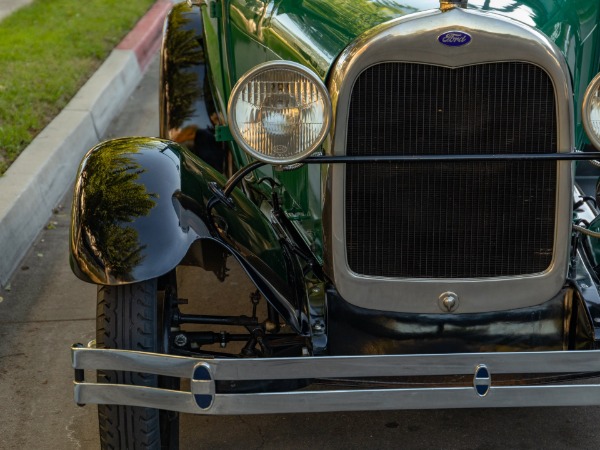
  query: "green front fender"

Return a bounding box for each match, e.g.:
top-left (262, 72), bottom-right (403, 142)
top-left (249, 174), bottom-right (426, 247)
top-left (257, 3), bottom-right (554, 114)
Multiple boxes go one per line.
top-left (70, 137), bottom-right (288, 289)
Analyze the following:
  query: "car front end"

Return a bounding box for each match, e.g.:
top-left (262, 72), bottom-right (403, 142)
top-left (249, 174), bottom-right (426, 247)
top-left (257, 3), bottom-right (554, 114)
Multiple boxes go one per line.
top-left (70, 0), bottom-right (600, 446)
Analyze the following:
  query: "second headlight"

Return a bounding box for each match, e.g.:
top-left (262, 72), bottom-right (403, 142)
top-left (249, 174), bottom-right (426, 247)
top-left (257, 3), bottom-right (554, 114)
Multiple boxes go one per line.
top-left (227, 61), bottom-right (332, 165)
top-left (583, 72), bottom-right (600, 150)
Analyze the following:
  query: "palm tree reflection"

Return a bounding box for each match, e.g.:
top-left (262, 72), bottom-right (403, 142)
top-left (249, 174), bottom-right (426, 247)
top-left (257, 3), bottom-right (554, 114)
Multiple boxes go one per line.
top-left (80, 141), bottom-right (157, 280)
top-left (163, 3), bottom-right (205, 135)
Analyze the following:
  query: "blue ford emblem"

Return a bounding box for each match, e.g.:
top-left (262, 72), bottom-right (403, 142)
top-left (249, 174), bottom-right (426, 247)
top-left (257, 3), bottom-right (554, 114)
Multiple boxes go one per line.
top-left (438, 31), bottom-right (472, 47)
top-left (473, 364), bottom-right (491, 397)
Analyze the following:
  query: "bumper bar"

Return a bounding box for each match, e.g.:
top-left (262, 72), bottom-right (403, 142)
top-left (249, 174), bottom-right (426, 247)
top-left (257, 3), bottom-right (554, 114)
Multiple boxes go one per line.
top-left (72, 346), bottom-right (600, 414)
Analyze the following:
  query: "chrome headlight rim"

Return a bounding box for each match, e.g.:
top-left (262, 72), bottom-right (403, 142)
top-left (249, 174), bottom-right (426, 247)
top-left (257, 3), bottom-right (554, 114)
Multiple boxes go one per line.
top-left (227, 60), bottom-right (332, 165)
top-left (582, 72), bottom-right (600, 150)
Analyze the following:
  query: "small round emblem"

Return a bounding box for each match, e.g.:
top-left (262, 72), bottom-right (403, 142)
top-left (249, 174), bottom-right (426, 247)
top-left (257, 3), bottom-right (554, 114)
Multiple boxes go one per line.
top-left (438, 31), bottom-right (472, 47)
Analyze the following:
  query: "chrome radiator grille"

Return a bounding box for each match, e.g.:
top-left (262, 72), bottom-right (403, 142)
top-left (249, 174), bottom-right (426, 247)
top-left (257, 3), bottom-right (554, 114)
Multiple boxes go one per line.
top-left (345, 62), bottom-right (557, 278)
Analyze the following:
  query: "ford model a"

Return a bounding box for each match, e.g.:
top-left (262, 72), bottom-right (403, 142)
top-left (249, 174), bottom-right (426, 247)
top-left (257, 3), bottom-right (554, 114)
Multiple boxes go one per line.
top-left (70, 0), bottom-right (600, 448)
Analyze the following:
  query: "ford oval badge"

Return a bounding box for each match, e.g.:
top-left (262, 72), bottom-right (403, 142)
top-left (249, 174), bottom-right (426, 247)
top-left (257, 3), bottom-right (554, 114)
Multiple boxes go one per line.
top-left (438, 31), bottom-right (471, 47)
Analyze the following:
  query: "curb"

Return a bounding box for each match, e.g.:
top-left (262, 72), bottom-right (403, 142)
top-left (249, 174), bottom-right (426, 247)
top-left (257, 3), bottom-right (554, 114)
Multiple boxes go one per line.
top-left (0, 0), bottom-right (34, 23)
top-left (0, 0), bottom-right (172, 287)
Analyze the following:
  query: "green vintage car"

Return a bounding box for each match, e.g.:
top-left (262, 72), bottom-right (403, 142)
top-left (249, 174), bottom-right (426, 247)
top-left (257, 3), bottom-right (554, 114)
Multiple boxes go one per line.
top-left (71, 0), bottom-right (600, 448)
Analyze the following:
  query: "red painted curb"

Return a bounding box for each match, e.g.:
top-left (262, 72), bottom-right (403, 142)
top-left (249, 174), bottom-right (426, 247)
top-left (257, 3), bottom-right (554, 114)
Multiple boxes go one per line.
top-left (117, 0), bottom-right (172, 70)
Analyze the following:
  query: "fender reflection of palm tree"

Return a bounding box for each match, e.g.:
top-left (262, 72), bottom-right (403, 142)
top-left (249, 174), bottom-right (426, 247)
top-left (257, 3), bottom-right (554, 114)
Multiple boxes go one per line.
top-left (164, 3), bottom-right (204, 132)
top-left (80, 140), bottom-right (157, 280)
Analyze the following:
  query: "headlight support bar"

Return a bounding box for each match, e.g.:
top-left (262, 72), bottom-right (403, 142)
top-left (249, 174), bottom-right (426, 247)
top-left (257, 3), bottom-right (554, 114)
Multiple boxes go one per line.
top-left (218, 151), bottom-right (600, 199)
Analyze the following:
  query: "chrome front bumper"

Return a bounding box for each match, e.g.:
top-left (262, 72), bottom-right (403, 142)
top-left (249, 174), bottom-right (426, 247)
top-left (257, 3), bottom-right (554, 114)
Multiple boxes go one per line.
top-left (72, 346), bottom-right (600, 414)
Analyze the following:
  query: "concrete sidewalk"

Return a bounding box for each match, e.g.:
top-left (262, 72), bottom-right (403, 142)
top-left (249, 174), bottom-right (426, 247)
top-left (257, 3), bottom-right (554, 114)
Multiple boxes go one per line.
top-left (0, 0), bottom-right (173, 286)
top-left (0, 0), bottom-right (33, 22)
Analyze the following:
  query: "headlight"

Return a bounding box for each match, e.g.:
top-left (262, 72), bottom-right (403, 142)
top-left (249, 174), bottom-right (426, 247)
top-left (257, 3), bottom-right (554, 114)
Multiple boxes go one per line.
top-left (583, 73), bottom-right (600, 149)
top-left (227, 61), bottom-right (332, 165)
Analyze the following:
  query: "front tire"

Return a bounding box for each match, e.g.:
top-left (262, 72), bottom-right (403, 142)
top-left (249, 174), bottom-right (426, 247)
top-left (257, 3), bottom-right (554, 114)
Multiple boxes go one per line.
top-left (96, 278), bottom-right (179, 450)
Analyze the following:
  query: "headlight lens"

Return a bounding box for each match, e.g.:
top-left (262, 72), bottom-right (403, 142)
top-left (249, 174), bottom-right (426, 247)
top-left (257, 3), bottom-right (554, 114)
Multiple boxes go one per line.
top-left (227, 61), bottom-right (331, 165)
top-left (583, 73), bottom-right (600, 149)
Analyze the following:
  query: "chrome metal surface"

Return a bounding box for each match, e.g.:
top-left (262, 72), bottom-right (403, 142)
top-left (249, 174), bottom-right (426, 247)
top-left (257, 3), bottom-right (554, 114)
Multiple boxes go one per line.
top-left (73, 347), bottom-right (600, 379)
top-left (72, 347), bottom-right (200, 378)
top-left (74, 383), bottom-right (200, 414)
top-left (202, 386), bottom-right (600, 414)
top-left (324, 7), bottom-right (574, 314)
top-left (72, 347), bottom-right (600, 414)
top-left (74, 382), bottom-right (600, 414)
top-left (582, 72), bottom-right (600, 151)
top-left (439, 292), bottom-right (459, 312)
top-left (226, 60), bottom-right (332, 165)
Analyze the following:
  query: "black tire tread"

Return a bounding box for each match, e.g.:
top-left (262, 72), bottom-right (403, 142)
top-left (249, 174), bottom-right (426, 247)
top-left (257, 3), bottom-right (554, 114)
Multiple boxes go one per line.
top-left (96, 281), bottom-right (162, 450)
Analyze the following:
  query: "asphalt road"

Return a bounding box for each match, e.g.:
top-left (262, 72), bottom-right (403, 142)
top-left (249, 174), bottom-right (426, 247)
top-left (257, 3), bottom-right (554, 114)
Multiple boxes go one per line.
top-left (1, 54), bottom-right (600, 449)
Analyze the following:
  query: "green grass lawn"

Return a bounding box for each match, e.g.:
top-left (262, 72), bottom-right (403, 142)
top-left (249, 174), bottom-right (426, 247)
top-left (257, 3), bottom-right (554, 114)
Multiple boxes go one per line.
top-left (0, 0), bottom-right (156, 175)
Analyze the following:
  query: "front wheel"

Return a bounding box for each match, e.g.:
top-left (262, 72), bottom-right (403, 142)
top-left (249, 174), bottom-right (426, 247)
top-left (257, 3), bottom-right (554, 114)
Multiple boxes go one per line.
top-left (96, 278), bottom-right (179, 450)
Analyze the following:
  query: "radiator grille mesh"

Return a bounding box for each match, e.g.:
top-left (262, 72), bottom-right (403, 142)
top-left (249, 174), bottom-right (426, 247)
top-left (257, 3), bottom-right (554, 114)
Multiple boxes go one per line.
top-left (345, 62), bottom-right (557, 278)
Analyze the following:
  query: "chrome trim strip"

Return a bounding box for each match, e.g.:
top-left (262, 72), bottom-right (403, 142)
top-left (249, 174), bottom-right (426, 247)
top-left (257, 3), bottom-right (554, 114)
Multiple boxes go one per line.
top-left (324, 7), bottom-right (574, 313)
top-left (73, 347), bottom-right (600, 379)
top-left (72, 348), bottom-right (200, 378)
top-left (74, 383), bottom-right (600, 414)
top-left (74, 383), bottom-right (200, 414)
top-left (204, 386), bottom-right (600, 414)
top-left (73, 348), bottom-right (600, 414)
